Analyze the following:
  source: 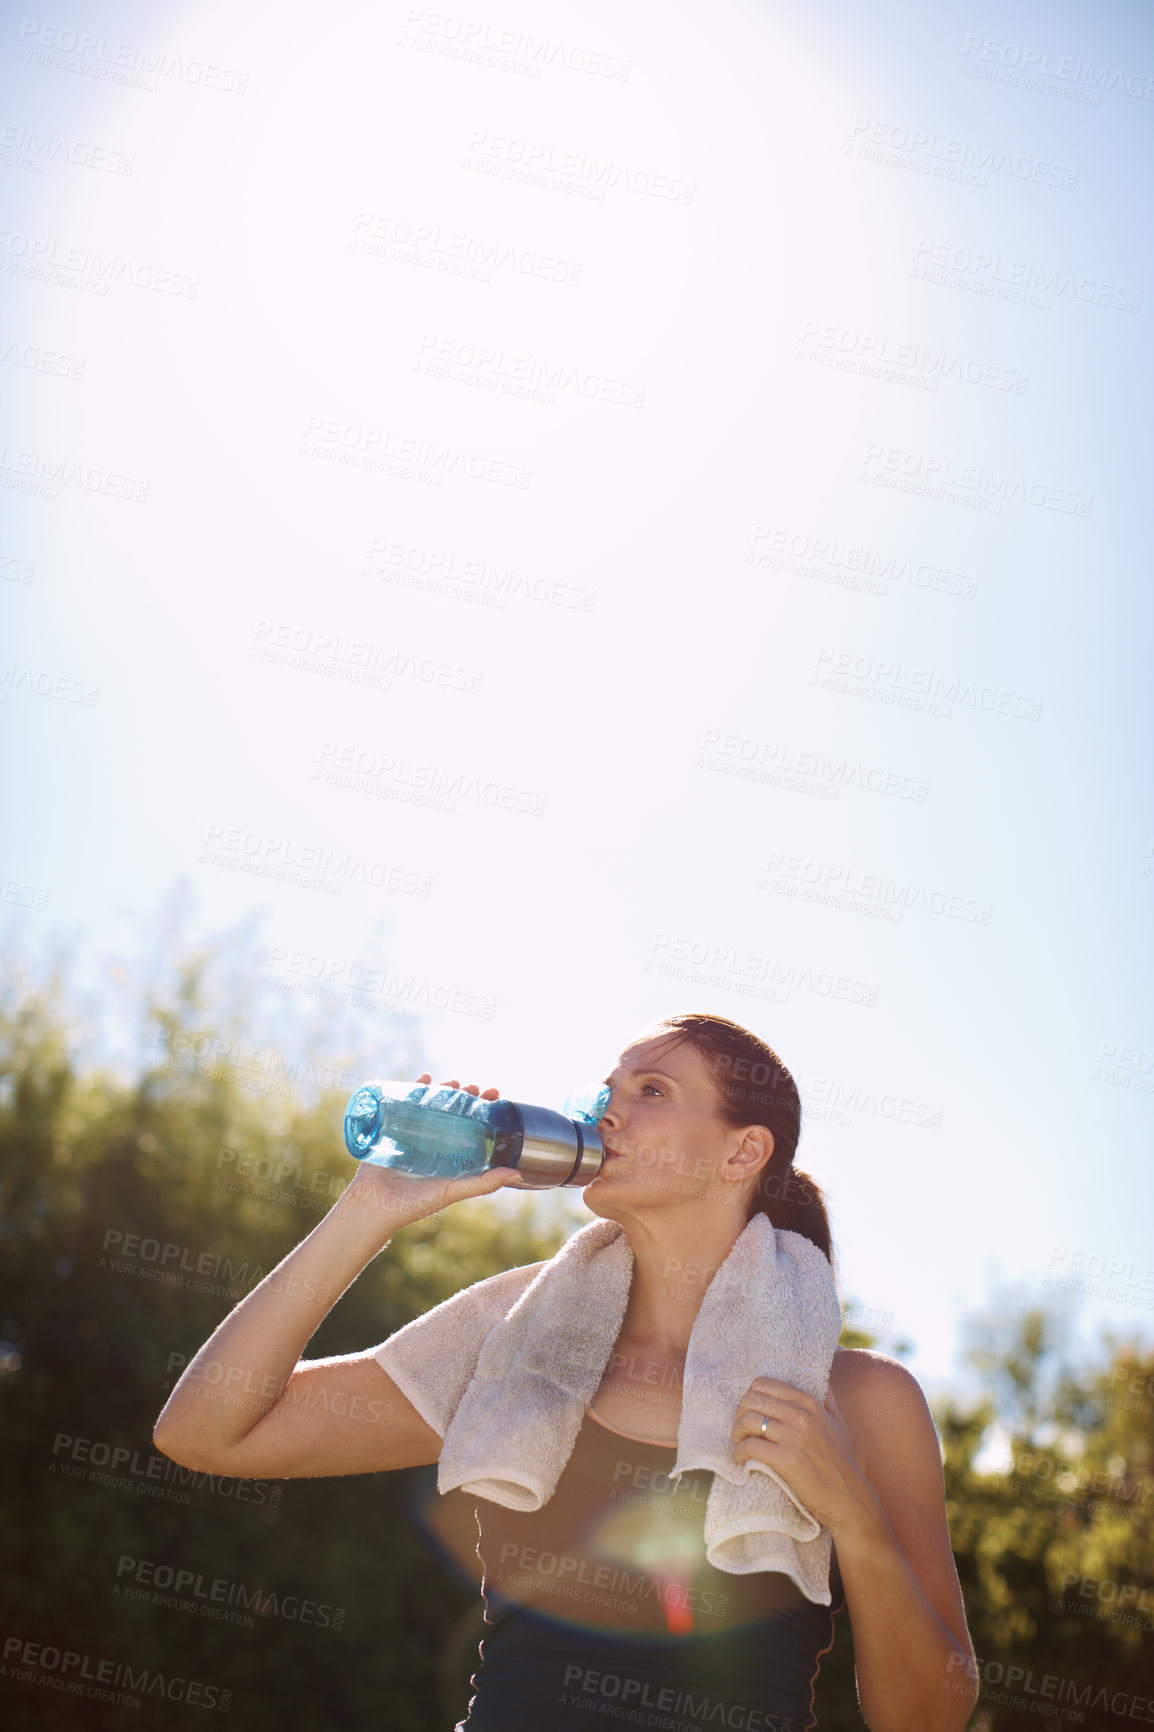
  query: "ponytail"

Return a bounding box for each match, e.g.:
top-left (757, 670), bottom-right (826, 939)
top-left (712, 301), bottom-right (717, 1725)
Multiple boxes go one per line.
top-left (747, 1161), bottom-right (833, 1263)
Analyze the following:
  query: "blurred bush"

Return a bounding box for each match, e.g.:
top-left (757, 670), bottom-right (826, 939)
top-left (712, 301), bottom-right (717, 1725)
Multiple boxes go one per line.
top-left (0, 949), bottom-right (565, 1729)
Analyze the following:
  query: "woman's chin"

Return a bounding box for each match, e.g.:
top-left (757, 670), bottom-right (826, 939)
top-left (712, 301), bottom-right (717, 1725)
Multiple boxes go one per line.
top-left (581, 1172), bottom-right (631, 1215)
top-left (581, 1170), bottom-right (655, 1219)
top-left (581, 1180), bottom-right (614, 1217)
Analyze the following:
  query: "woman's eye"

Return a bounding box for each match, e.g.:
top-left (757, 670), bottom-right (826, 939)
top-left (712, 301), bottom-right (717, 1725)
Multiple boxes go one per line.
top-left (642, 1083), bottom-right (662, 1096)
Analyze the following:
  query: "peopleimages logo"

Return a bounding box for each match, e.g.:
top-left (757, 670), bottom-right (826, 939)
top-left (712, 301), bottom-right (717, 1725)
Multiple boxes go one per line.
top-left (746, 525), bottom-right (978, 601)
top-left (0, 876), bottom-right (50, 911)
top-left (1051, 1571), bottom-right (1154, 1627)
top-left (0, 662), bottom-right (99, 704)
top-left (696, 728), bottom-right (930, 803)
top-left (115, 1555), bottom-right (345, 1631)
top-left (760, 851), bottom-right (993, 925)
top-left (848, 116), bottom-right (1079, 189)
top-left (158, 1027), bottom-right (358, 1096)
top-left (398, 9), bottom-right (633, 81)
top-left (363, 534), bottom-right (595, 612)
top-left (794, 320), bottom-right (1028, 393)
top-left (250, 619), bottom-right (484, 694)
top-left (265, 943), bottom-right (498, 1021)
top-left (959, 34), bottom-right (1154, 101)
top-left (498, 1543), bottom-right (729, 1619)
top-left (350, 210), bottom-right (584, 286)
top-left (464, 131), bottom-right (696, 203)
top-left (803, 1078), bottom-right (943, 1130)
top-left (0, 335), bottom-right (86, 378)
top-left (0, 121), bottom-right (134, 175)
top-left (646, 932), bottom-right (880, 1007)
top-left (859, 444), bottom-right (1092, 515)
top-left (2, 1634), bottom-right (231, 1713)
top-left (415, 332), bottom-right (646, 408)
top-left (811, 647), bottom-right (1043, 721)
top-left (200, 822), bottom-right (433, 898)
top-left (14, 19), bottom-right (249, 93)
top-left (299, 413), bottom-right (532, 489)
top-left (946, 1650), bottom-right (1154, 1724)
top-left (314, 742), bottom-right (545, 816)
top-left (911, 238), bottom-right (1142, 314)
top-left (50, 1430), bottom-right (281, 1508)
top-left (0, 228), bottom-right (199, 297)
top-left (0, 443), bottom-right (148, 502)
top-left (559, 1667), bottom-right (791, 1731)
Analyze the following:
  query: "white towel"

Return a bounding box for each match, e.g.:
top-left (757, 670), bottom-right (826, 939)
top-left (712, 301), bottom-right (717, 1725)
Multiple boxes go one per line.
top-left (373, 1211), bottom-right (843, 1604)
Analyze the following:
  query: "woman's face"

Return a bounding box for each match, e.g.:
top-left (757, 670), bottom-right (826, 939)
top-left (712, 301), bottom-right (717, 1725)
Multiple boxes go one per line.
top-left (582, 1032), bottom-right (767, 1222)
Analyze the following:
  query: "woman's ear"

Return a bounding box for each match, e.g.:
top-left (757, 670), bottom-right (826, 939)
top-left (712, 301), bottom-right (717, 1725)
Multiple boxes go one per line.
top-left (729, 1124), bottom-right (774, 1179)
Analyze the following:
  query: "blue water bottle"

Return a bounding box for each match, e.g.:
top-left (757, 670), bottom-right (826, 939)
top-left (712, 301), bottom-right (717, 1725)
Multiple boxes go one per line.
top-left (342, 1080), bottom-right (611, 1189)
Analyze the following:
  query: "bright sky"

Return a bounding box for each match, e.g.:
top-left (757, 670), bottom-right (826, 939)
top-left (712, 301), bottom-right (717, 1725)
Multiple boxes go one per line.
top-left (3, 0), bottom-right (1152, 1396)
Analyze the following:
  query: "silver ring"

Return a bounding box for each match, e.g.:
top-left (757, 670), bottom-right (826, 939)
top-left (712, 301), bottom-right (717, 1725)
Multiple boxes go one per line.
top-left (759, 1414), bottom-right (770, 1438)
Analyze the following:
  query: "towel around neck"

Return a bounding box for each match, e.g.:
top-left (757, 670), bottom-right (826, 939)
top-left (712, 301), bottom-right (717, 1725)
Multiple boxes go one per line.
top-left (373, 1211), bottom-right (843, 1604)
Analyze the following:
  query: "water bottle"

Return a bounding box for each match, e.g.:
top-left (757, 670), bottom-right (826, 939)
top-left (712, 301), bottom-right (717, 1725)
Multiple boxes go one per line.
top-left (342, 1079), bottom-right (612, 1189)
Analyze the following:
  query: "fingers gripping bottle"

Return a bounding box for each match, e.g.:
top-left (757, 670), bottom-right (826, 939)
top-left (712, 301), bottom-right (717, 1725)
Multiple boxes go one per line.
top-left (342, 1080), bottom-right (611, 1189)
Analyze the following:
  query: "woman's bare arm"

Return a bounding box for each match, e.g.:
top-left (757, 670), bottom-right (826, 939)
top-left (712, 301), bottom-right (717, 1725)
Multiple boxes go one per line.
top-left (153, 1077), bottom-right (527, 1479)
top-left (733, 1346), bottom-right (977, 1732)
top-left (165, 1349), bottom-right (445, 1480)
top-left (830, 1349), bottom-right (979, 1732)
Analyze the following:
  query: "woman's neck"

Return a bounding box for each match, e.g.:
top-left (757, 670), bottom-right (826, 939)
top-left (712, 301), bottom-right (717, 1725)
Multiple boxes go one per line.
top-left (615, 1204), bottom-right (750, 1355)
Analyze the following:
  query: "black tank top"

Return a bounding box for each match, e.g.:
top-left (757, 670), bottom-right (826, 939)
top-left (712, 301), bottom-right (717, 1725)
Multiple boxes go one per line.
top-left (455, 1405), bottom-right (843, 1732)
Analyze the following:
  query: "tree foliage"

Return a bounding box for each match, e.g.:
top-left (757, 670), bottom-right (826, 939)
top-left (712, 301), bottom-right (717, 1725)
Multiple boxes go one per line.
top-left (933, 1315), bottom-right (1153, 1731)
top-left (0, 952), bottom-right (564, 1729)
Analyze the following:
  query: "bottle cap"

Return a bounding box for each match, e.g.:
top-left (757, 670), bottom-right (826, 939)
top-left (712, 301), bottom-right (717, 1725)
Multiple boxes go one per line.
top-left (562, 1081), bottom-right (611, 1125)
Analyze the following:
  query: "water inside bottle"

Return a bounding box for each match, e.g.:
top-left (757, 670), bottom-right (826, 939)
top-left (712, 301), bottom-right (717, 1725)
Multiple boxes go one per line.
top-left (374, 1096), bottom-right (492, 1177)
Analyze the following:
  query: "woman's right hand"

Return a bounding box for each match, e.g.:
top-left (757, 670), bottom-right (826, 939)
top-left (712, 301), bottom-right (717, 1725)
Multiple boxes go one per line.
top-left (338, 1072), bottom-right (531, 1233)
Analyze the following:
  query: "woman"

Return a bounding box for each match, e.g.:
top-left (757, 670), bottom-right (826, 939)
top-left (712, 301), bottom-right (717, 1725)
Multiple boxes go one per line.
top-left (154, 1013), bottom-right (979, 1730)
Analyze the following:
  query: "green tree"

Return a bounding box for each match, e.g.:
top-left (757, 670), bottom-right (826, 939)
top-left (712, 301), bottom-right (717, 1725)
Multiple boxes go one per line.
top-left (0, 948), bottom-right (565, 1730)
top-left (937, 1306), bottom-right (1153, 1731)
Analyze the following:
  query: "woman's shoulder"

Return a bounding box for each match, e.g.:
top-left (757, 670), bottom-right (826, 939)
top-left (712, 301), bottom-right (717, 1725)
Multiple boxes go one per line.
top-left (830, 1343), bottom-right (928, 1407)
top-left (393, 1258), bottom-right (551, 1335)
top-left (830, 1342), bottom-right (921, 1390)
top-left (829, 1347), bottom-right (936, 1465)
top-left (466, 1259), bottom-right (551, 1305)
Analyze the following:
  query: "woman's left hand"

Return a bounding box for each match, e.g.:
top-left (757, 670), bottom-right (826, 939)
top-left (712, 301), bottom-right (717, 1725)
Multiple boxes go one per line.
top-left (732, 1377), bottom-right (878, 1537)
